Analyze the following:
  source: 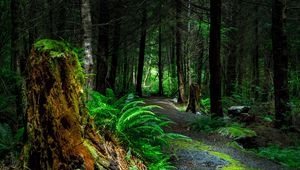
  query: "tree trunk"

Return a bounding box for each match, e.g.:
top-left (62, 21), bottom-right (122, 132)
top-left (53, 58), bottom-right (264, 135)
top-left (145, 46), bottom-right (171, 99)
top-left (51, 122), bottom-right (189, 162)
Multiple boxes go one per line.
top-left (136, 6), bottom-right (147, 96)
top-left (81, 0), bottom-right (94, 90)
top-left (262, 50), bottom-right (272, 102)
top-left (186, 84), bottom-right (201, 113)
top-left (252, 5), bottom-right (260, 100)
top-left (209, 0), bottom-right (223, 116)
top-left (158, 6), bottom-right (163, 96)
top-left (96, 0), bottom-right (109, 93)
top-left (47, 0), bottom-right (54, 38)
top-left (225, 1), bottom-right (238, 97)
top-left (175, 0), bottom-right (185, 103)
top-left (11, 0), bottom-right (27, 131)
top-left (122, 43), bottom-right (129, 94)
top-left (272, 0), bottom-right (290, 127)
top-left (109, 18), bottom-right (121, 90)
top-left (23, 40), bottom-right (141, 170)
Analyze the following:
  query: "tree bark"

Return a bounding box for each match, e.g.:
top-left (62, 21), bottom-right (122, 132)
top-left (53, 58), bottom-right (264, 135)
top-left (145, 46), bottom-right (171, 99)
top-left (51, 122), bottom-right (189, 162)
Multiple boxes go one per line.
top-left (136, 6), bottom-right (147, 97)
top-left (225, 1), bottom-right (238, 97)
top-left (175, 0), bottom-right (186, 103)
top-left (186, 84), bottom-right (201, 113)
top-left (81, 0), bottom-right (94, 90)
top-left (252, 5), bottom-right (260, 100)
top-left (109, 17), bottom-right (121, 90)
top-left (11, 0), bottom-right (27, 130)
top-left (209, 0), bottom-right (223, 116)
top-left (96, 0), bottom-right (109, 93)
top-left (272, 0), bottom-right (291, 127)
top-left (23, 40), bottom-right (140, 170)
top-left (158, 5), bottom-right (164, 96)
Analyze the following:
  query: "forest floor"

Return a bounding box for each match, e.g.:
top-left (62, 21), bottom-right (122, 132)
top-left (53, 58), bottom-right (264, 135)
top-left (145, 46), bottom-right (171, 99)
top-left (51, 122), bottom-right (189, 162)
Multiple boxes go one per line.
top-left (144, 97), bottom-right (291, 170)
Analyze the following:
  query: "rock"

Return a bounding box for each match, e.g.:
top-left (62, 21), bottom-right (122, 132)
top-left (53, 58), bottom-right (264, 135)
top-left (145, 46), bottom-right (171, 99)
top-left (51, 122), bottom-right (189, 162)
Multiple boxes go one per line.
top-left (228, 106), bottom-right (251, 116)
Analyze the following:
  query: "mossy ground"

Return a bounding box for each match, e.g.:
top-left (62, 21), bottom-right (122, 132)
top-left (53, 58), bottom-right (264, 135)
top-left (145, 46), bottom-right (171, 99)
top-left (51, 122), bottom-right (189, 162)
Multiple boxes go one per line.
top-left (172, 136), bottom-right (256, 170)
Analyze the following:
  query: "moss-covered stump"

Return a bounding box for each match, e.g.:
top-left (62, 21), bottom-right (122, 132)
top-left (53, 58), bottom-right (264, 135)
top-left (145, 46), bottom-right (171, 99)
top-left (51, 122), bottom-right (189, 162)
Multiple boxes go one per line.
top-left (23, 40), bottom-right (139, 170)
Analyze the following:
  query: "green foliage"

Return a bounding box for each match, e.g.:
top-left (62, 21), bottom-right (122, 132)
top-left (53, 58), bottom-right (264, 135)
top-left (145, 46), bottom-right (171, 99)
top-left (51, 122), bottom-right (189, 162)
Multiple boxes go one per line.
top-left (87, 89), bottom-right (188, 169)
top-left (34, 39), bottom-right (75, 58)
top-left (200, 98), bottom-right (211, 114)
top-left (0, 123), bottom-right (24, 158)
top-left (189, 115), bottom-right (226, 133)
top-left (218, 124), bottom-right (256, 140)
top-left (257, 145), bottom-right (300, 168)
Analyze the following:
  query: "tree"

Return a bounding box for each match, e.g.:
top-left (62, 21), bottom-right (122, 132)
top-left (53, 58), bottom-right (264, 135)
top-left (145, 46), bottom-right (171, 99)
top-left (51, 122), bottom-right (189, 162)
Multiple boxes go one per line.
top-left (96, 0), bottom-right (110, 93)
top-left (252, 5), bottom-right (260, 100)
top-left (158, 4), bottom-right (164, 96)
top-left (175, 0), bottom-right (185, 103)
top-left (209, 0), bottom-right (223, 116)
top-left (81, 0), bottom-right (94, 90)
top-left (136, 5), bottom-right (147, 96)
top-left (272, 0), bottom-right (290, 127)
top-left (225, 0), bottom-right (238, 97)
top-left (108, 2), bottom-right (122, 90)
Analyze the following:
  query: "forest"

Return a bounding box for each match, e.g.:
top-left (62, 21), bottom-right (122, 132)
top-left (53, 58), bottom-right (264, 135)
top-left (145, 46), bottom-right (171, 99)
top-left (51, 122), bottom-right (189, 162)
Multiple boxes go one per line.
top-left (0, 0), bottom-right (300, 169)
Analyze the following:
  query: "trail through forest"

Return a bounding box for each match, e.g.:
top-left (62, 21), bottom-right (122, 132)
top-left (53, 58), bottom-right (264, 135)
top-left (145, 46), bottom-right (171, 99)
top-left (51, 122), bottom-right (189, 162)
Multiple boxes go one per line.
top-left (144, 97), bottom-right (288, 170)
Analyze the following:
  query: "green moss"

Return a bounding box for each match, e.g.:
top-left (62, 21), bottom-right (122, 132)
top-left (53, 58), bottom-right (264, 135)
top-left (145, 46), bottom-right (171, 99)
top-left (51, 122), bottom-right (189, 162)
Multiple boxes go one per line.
top-left (34, 39), bottom-right (74, 58)
top-left (83, 140), bottom-right (110, 169)
top-left (33, 39), bottom-right (85, 85)
top-left (209, 151), bottom-right (250, 170)
top-left (172, 139), bottom-right (211, 151)
top-left (172, 139), bottom-right (253, 170)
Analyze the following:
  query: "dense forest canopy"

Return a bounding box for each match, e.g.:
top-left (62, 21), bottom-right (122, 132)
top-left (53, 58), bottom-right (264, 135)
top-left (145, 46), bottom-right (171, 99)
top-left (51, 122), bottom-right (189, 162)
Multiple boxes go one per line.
top-left (1, 0), bottom-right (300, 169)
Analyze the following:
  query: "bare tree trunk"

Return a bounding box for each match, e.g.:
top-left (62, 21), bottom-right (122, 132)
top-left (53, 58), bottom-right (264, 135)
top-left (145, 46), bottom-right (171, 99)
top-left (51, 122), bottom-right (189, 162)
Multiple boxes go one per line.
top-left (96, 0), bottom-right (109, 93)
top-left (252, 5), bottom-right (260, 100)
top-left (225, 0), bottom-right (238, 97)
top-left (136, 6), bottom-right (147, 96)
top-left (209, 0), bottom-right (223, 116)
top-left (272, 0), bottom-right (290, 128)
top-left (47, 0), bottom-right (54, 38)
top-left (81, 0), bottom-right (94, 90)
top-left (158, 5), bottom-right (164, 96)
top-left (11, 0), bottom-right (25, 130)
top-left (176, 0), bottom-right (186, 103)
top-left (109, 16), bottom-right (121, 90)
top-left (262, 50), bottom-right (272, 102)
top-left (122, 43), bottom-right (129, 94)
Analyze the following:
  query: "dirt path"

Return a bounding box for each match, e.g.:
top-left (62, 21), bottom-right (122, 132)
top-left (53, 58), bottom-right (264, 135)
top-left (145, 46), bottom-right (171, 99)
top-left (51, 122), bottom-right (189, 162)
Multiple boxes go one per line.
top-left (144, 97), bottom-right (291, 170)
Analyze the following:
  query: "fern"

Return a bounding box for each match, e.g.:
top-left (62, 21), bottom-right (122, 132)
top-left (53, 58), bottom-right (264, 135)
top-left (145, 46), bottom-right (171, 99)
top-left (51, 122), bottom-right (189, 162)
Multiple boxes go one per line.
top-left (0, 123), bottom-right (24, 157)
top-left (87, 90), bottom-right (188, 169)
top-left (218, 124), bottom-right (256, 139)
top-left (258, 145), bottom-right (300, 168)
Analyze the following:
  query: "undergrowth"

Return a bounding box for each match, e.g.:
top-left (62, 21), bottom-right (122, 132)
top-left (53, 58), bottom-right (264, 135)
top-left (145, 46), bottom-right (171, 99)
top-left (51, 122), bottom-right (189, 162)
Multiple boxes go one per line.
top-left (87, 89), bottom-right (188, 169)
top-left (189, 116), bottom-right (256, 139)
top-left (257, 145), bottom-right (300, 168)
top-left (0, 123), bottom-right (24, 159)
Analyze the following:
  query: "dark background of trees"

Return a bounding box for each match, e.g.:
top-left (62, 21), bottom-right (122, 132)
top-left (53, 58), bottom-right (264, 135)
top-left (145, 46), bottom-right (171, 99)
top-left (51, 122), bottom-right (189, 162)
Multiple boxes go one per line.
top-left (1, 0), bottom-right (300, 130)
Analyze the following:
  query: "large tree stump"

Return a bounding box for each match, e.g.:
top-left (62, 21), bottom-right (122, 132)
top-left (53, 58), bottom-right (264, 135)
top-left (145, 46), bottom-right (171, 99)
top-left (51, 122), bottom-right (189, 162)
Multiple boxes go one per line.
top-left (23, 40), bottom-right (143, 170)
top-left (186, 84), bottom-right (201, 113)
